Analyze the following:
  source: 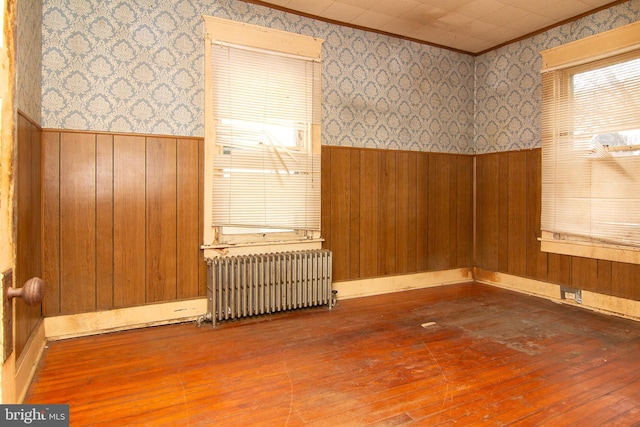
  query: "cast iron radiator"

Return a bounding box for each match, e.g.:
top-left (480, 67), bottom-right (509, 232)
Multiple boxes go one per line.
top-left (206, 249), bottom-right (333, 327)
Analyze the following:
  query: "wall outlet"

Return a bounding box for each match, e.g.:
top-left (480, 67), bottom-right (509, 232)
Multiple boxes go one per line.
top-left (560, 286), bottom-right (582, 304)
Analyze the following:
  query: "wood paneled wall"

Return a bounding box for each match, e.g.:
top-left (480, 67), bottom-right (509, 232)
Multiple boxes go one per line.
top-left (40, 134), bottom-right (640, 318)
top-left (321, 146), bottom-right (474, 282)
top-left (42, 131), bottom-right (207, 316)
top-left (15, 113), bottom-right (43, 356)
top-left (475, 149), bottom-right (640, 301)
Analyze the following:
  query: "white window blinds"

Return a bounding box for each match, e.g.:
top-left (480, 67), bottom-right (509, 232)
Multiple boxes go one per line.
top-left (541, 50), bottom-right (640, 250)
top-left (210, 43), bottom-right (322, 231)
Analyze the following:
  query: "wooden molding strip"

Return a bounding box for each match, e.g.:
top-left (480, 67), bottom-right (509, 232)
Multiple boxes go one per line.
top-left (14, 319), bottom-right (46, 403)
top-left (332, 268), bottom-right (473, 300)
top-left (474, 268), bottom-right (640, 321)
top-left (44, 299), bottom-right (207, 341)
top-left (42, 127), bottom-right (204, 142)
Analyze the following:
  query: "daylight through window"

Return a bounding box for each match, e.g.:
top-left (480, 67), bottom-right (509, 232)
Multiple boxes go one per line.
top-left (540, 22), bottom-right (640, 263)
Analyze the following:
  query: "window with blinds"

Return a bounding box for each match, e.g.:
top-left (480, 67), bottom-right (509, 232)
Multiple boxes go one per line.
top-left (202, 16), bottom-right (324, 247)
top-left (540, 21), bottom-right (640, 264)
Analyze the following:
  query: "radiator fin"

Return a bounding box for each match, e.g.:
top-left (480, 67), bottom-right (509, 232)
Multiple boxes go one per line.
top-left (207, 250), bottom-right (332, 327)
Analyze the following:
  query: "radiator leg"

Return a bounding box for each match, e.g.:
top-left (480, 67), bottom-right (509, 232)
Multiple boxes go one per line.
top-left (196, 312), bottom-right (213, 327)
top-left (330, 290), bottom-right (338, 310)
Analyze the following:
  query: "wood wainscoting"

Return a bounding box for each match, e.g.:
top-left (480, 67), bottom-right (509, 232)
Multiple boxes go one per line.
top-left (321, 146), bottom-right (474, 282)
top-left (40, 133), bottom-right (639, 320)
top-left (15, 113), bottom-right (43, 358)
top-left (41, 135), bottom-right (474, 318)
top-left (475, 149), bottom-right (640, 302)
top-left (42, 131), bottom-right (207, 316)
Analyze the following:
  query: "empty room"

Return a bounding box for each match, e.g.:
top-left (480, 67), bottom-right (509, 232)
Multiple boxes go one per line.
top-left (1, 0), bottom-right (640, 424)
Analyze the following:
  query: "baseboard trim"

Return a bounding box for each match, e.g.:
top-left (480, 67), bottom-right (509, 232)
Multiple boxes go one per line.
top-left (332, 268), bottom-right (474, 300)
top-left (15, 319), bottom-right (46, 403)
top-left (474, 268), bottom-right (640, 322)
top-left (44, 298), bottom-right (208, 341)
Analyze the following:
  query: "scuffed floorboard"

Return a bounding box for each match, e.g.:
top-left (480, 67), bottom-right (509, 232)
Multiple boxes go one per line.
top-left (26, 282), bottom-right (640, 426)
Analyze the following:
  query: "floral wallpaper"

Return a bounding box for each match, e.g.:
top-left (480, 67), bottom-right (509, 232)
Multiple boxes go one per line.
top-left (18, 0), bottom-right (42, 123)
top-left (40, 0), bottom-right (640, 154)
top-left (41, 0), bottom-right (475, 154)
top-left (474, 0), bottom-right (640, 154)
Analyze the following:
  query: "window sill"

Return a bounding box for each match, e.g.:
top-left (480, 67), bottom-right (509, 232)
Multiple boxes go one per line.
top-left (201, 238), bottom-right (324, 259)
top-left (539, 232), bottom-right (640, 264)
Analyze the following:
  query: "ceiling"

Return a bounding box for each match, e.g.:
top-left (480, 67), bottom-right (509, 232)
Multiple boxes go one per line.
top-left (246, 0), bottom-right (622, 54)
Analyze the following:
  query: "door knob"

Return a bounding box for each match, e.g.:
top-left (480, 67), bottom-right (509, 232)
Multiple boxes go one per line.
top-left (7, 277), bottom-right (44, 306)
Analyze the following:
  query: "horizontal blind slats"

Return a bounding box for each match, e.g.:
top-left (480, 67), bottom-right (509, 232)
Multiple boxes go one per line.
top-left (541, 50), bottom-right (640, 247)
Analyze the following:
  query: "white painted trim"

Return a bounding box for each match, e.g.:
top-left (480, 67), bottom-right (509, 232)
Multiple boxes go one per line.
top-left (45, 298), bottom-right (207, 341)
top-left (474, 268), bottom-right (640, 322)
top-left (333, 268), bottom-right (473, 300)
top-left (15, 319), bottom-right (46, 403)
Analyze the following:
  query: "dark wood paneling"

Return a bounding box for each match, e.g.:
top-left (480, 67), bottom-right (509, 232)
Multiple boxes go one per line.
top-left (59, 133), bottom-right (96, 314)
top-left (405, 152), bottom-right (418, 272)
top-left (146, 137), bottom-right (178, 303)
top-left (547, 253), bottom-right (571, 286)
top-left (611, 262), bottom-right (640, 300)
top-left (456, 155), bottom-right (473, 267)
top-left (415, 153), bottom-right (429, 272)
top-left (525, 149), bottom-right (547, 281)
top-left (378, 150), bottom-right (396, 276)
top-left (476, 148), bottom-right (640, 301)
top-left (321, 146), bottom-right (473, 283)
top-left (476, 153), bottom-right (500, 271)
top-left (359, 149), bottom-right (380, 278)
top-left (177, 139), bottom-right (201, 299)
top-left (395, 152), bottom-right (410, 274)
top-left (113, 135), bottom-right (146, 307)
top-left (43, 131), bottom-right (207, 316)
top-left (571, 257), bottom-right (596, 291)
top-left (42, 138), bottom-right (640, 316)
top-left (348, 150), bottom-right (361, 279)
top-left (498, 154), bottom-right (509, 272)
top-left (320, 147), bottom-right (332, 251)
top-left (428, 154), bottom-right (452, 271)
top-left (507, 151), bottom-right (527, 276)
top-left (198, 139), bottom-right (207, 297)
top-left (15, 114), bottom-right (43, 356)
top-left (329, 148), bottom-right (351, 281)
top-left (96, 134), bottom-right (114, 310)
top-left (42, 131), bottom-right (60, 316)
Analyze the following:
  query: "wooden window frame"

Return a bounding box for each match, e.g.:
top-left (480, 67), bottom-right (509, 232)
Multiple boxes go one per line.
top-left (202, 16), bottom-right (324, 251)
top-left (539, 21), bottom-right (640, 264)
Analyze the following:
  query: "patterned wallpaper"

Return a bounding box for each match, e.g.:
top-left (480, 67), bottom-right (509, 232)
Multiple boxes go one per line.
top-left (17, 0), bottom-right (42, 123)
top-left (41, 0), bottom-right (475, 154)
top-left (40, 0), bottom-right (640, 154)
top-left (474, 0), bottom-right (640, 154)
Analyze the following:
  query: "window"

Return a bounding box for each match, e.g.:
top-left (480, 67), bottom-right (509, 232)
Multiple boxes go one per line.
top-left (202, 16), bottom-right (324, 248)
top-left (540, 21), bottom-right (640, 264)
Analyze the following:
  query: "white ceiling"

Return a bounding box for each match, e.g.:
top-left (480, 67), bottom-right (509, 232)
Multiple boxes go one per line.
top-left (249, 0), bottom-right (620, 54)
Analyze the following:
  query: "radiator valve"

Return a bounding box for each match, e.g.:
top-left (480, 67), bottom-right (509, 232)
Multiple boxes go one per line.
top-left (196, 312), bottom-right (213, 327)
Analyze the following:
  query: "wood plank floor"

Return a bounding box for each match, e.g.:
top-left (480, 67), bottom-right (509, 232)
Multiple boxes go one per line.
top-left (26, 282), bottom-right (640, 426)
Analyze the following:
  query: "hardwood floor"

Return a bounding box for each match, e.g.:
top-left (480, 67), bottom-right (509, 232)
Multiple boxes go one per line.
top-left (26, 282), bottom-right (640, 426)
